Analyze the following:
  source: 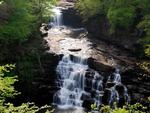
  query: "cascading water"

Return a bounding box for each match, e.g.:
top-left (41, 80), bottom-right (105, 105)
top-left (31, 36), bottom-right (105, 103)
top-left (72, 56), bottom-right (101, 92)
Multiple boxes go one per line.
top-left (53, 55), bottom-right (88, 108)
top-left (53, 55), bottom-right (130, 110)
top-left (51, 7), bottom-right (63, 27)
top-left (106, 69), bottom-right (130, 106)
top-left (91, 72), bottom-right (103, 109)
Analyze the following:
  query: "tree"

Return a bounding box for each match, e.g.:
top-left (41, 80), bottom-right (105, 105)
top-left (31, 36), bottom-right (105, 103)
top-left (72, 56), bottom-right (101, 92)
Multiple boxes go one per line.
top-left (0, 0), bottom-right (57, 43)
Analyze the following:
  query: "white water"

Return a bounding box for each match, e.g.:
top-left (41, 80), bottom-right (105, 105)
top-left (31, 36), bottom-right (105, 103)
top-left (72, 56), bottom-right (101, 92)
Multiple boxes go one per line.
top-left (53, 55), bottom-right (130, 110)
top-left (53, 55), bottom-right (104, 109)
top-left (53, 55), bottom-right (88, 109)
top-left (92, 71), bottom-right (103, 108)
top-left (107, 69), bottom-right (130, 105)
top-left (51, 7), bottom-right (63, 27)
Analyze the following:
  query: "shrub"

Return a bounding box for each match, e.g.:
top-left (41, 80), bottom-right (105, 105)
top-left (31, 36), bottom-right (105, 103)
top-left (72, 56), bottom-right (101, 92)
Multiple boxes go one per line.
top-left (107, 7), bottom-right (135, 30)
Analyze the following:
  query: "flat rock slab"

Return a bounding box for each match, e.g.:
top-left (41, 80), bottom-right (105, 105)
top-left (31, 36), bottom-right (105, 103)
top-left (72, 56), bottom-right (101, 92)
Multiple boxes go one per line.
top-left (44, 27), bottom-right (92, 58)
top-left (42, 25), bottom-right (136, 70)
top-left (68, 48), bottom-right (82, 52)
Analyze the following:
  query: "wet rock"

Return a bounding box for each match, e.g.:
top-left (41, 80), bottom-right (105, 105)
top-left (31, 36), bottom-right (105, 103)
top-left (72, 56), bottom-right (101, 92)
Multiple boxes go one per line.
top-left (41, 23), bottom-right (47, 27)
top-left (84, 87), bottom-right (92, 93)
top-left (41, 32), bottom-right (48, 37)
top-left (36, 106), bottom-right (53, 113)
top-left (83, 100), bottom-right (93, 109)
top-left (40, 25), bottom-right (48, 37)
top-left (115, 84), bottom-right (125, 95)
top-left (106, 82), bottom-right (116, 88)
top-left (88, 57), bottom-right (115, 75)
top-left (81, 93), bottom-right (91, 100)
top-left (85, 15), bottom-right (138, 51)
top-left (85, 69), bottom-right (96, 78)
top-left (68, 48), bottom-right (82, 52)
top-left (62, 7), bottom-right (83, 28)
top-left (102, 89), bottom-right (111, 105)
top-left (23, 53), bottom-right (61, 106)
top-left (122, 68), bottom-right (150, 104)
top-left (44, 26), bottom-right (49, 31)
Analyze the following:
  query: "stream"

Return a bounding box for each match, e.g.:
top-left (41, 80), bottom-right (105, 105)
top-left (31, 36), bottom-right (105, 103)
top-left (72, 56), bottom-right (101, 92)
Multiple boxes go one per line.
top-left (46, 6), bottom-right (130, 113)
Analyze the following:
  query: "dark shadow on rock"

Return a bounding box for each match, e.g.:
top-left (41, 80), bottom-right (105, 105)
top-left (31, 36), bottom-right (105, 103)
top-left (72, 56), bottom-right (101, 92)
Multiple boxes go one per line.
top-left (121, 68), bottom-right (150, 105)
top-left (87, 57), bottom-right (115, 75)
top-left (6, 30), bottom-right (63, 106)
top-left (62, 7), bottom-right (83, 28)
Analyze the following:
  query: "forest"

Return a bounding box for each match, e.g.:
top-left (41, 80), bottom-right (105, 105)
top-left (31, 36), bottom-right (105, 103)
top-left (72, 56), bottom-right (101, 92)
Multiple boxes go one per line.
top-left (0, 0), bottom-right (150, 113)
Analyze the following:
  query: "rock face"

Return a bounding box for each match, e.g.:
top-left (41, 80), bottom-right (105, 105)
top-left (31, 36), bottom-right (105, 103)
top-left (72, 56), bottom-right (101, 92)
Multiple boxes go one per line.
top-left (87, 57), bottom-right (115, 75)
top-left (122, 69), bottom-right (150, 105)
top-left (62, 7), bottom-right (83, 28)
top-left (15, 53), bottom-right (62, 106)
top-left (31, 53), bottom-right (61, 105)
top-left (85, 15), bottom-right (139, 51)
top-left (40, 25), bottom-right (48, 37)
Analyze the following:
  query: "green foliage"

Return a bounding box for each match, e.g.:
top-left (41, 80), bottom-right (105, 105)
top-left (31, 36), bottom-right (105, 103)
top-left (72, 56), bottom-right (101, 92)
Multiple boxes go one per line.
top-left (0, 0), bottom-right (36, 42)
top-left (91, 103), bottom-right (98, 111)
top-left (76, 0), bottom-right (150, 31)
top-left (0, 64), bottom-right (18, 103)
top-left (138, 15), bottom-right (150, 43)
top-left (29, 0), bottom-right (57, 22)
top-left (0, 0), bottom-right (3, 5)
top-left (0, 64), bottom-right (54, 113)
top-left (144, 44), bottom-right (150, 57)
top-left (90, 102), bottom-right (149, 113)
top-left (0, 102), bottom-right (54, 113)
top-left (17, 52), bottom-right (40, 95)
top-left (76, 0), bottom-right (150, 57)
top-left (139, 61), bottom-right (150, 74)
top-left (0, 0), bottom-right (56, 43)
top-left (137, 15), bottom-right (150, 57)
top-left (0, 64), bottom-right (38, 113)
top-left (107, 7), bottom-right (135, 30)
top-left (0, 103), bottom-right (39, 113)
top-left (76, 0), bottom-right (103, 20)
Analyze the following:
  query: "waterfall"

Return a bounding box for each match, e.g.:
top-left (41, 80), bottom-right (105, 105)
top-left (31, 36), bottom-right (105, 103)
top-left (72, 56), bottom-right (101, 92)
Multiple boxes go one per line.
top-left (53, 55), bottom-right (88, 109)
top-left (51, 7), bottom-right (63, 27)
top-left (107, 69), bottom-right (130, 106)
top-left (92, 72), bottom-right (103, 108)
top-left (53, 55), bottom-right (130, 110)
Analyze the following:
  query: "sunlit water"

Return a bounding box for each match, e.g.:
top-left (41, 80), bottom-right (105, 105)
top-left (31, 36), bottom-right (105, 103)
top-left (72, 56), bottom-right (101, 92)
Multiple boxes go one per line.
top-left (51, 7), bottom-right (63, 27)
